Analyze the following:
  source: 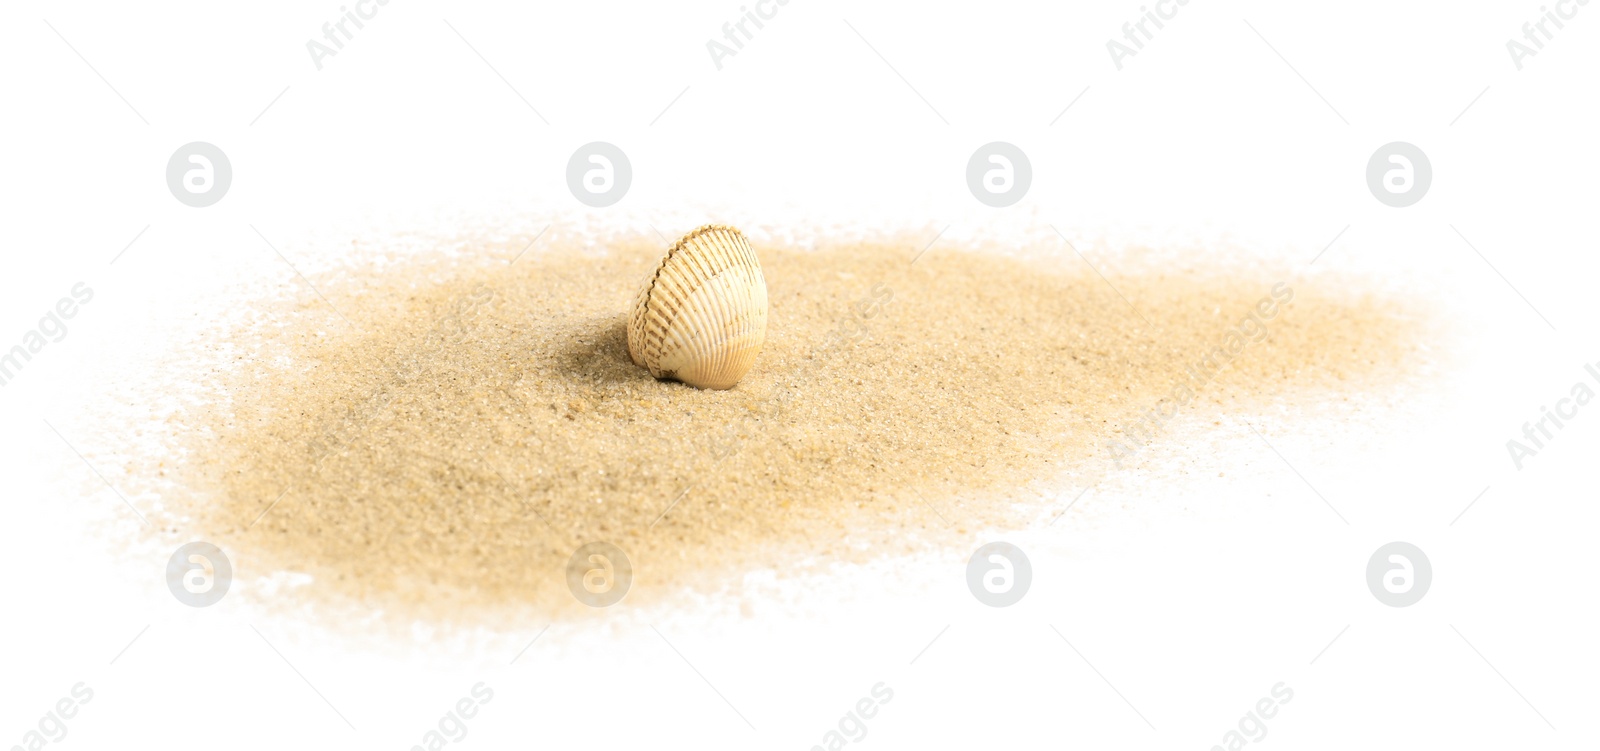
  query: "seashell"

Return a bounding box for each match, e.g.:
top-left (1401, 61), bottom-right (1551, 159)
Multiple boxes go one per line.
top-left (627, 224), bottom-right (768, 390)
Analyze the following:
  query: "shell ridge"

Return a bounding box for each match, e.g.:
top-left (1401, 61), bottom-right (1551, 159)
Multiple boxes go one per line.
top-left (628, 224), bottom-right (766, 389)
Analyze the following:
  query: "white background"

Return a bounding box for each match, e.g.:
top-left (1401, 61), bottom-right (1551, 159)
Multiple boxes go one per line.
top-left (1, 0), bottom-right (1597, 749)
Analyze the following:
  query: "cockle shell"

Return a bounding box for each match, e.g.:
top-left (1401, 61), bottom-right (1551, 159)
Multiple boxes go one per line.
top-left (627, 224), bottom-right (768, 390)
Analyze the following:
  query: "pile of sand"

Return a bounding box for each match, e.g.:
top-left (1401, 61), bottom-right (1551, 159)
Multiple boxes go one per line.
top-left (156, 230), bottom-right (1423, 620)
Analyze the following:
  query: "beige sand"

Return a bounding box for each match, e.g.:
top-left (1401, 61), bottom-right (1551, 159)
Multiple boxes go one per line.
top-left (160, 230), bottom-right (1423, 621)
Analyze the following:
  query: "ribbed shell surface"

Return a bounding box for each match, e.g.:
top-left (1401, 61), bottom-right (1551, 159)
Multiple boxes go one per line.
top-left (627, 225), bottom-right (768, 390)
